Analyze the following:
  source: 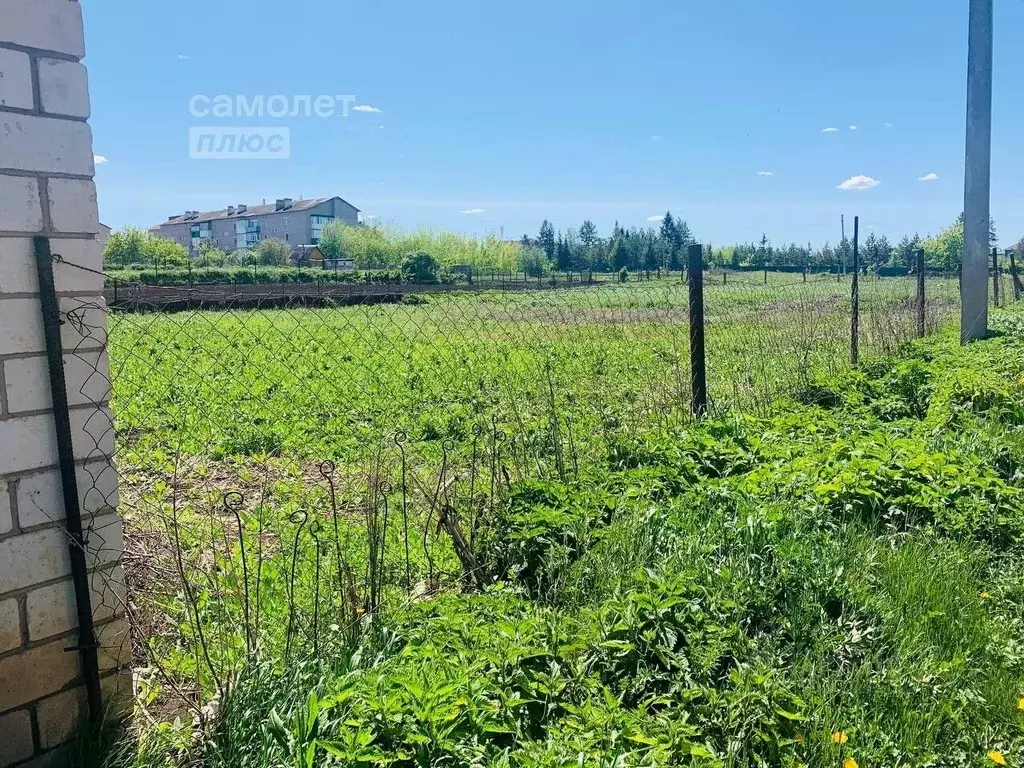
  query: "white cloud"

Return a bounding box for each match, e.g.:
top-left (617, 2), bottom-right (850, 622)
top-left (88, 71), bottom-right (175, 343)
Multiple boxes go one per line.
top-left (849, 125), bottom-right (858, 131)
top-left (757, 170), bottom-right (775, 176)
top-left (647, 215), bottom-right (666, 222)
top-left (460, 208), bottom-right (487, 215)
top-left (822, 127), bottom-right (839, 133)
top-left (918, 172), bottom-right (939, 182)
top-left (177, 54), bottom-right (191, 61)
top-left (651, 134), bottom-right (662, 141)
top-left (94, 154), bottom-right (108, 165)
top-left (837, 175), bottom-right (880, 191)
top-left (885, 122), bottom-right (894, 129)
top-left (352, 104), bottom-right (382, 113)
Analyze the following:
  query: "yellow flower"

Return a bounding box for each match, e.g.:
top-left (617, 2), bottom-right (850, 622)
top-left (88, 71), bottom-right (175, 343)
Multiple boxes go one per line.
top-left (988, 751), bottom-right (1007, 766)
top-left (843, 759), bottom-right (859, 768)
top-left (981, 592), bottom-right (992, 600)
top-left (832, 731), bottom-right (849, 745)
top-left (795, 733), bottom-right (805, 745)
top-left (1018, 698), bottom-right (1024, 711)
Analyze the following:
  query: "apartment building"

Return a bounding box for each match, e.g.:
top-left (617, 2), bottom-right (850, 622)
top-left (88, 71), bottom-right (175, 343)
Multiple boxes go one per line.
top-left (152, 196), bottom-right (360, 254)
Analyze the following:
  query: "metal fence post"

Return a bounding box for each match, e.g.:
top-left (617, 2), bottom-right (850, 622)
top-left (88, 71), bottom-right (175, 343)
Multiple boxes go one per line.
top-left (687, 244), bottom-right (708, 416)
top-left (916, 248), bottom-right (926, 338)
top-left (851, 217), bottom-right (860, 366)
top-left (33, 237), bottom-right (104, 722)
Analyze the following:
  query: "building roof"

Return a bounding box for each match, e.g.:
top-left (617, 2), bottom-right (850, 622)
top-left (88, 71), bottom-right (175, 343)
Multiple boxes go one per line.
top-left (291, 244), bottom-right (324, 259)
top-left (161, 196), bottom-right (359, 226)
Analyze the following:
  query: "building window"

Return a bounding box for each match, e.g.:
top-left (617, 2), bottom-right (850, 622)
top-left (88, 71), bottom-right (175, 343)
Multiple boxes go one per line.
top-left (310, 215), bottom-right (333, 245)
top-left (235, 218), bottom-right (262, 249)
top-left (190, 222), bottom-right (212, 252)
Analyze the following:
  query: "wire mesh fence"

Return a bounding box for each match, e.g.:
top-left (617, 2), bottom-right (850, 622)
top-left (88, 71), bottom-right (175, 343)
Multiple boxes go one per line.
top-left (51, 249), bottom-right (973, 719)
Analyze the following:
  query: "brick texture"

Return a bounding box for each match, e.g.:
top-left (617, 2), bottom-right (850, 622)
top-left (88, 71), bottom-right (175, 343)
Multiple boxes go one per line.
top-left (0, 598), bottom-right (20, 653)
top-left (0, 0), bottom-right (86, 59)
top-left (25, 566), bottom-right (124, 642)
top-left (0, 115), bottom-right (95, 176)
top-left (0, 635), bottom-right (80, 712)
top-left (0, 297), bottom-right (44, 355)
top-left (5, 350), bottom-right (112, 414)
top-left (17, 461), bottom-right (119, 530)
top-left (38, 58), bottom-right (90, 119)
top-left (0, 238), bottom-right (106, 296)
top-left (0, 481), bottom-right (11, 535)
top-left (47, 179), bottom-right (100, 234)
top-left (0, 527), bottom-right (71, 594)
top-left (0, 709), bottom-right (34, 765)
top-left (0, 48), bottom-right (33, 111)
top-left (35, 686), bottom-right (82, 750)
top-left (0, 175), bottom-right (43, 232)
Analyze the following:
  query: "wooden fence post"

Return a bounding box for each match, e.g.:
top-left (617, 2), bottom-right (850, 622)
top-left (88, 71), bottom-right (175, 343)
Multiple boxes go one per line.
top-left (687, 244), bottom-right (708, 416)
top-left (992, 248), bottom-right (1000, 307)
top-left (851, 217), bottom-right (860, 366)
top-left (916, 248), bottom-right (926, 338)
top-left (1009, 249), bottom-right (1023, 301)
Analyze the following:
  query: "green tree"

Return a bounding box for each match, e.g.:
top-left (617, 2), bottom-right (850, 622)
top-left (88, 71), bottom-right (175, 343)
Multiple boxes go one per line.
top-left (555, 236), bottom-right (572, 272)
top-left (257, 237), bottom-right (291, 266)
top-left (609, 236), bottom-right (628, 271)
top-left (659, 212), bottom-right (678, 269)
top-left (676, 219), bottom-right (693, 247)
top-left (317, 221), bottom-right (345, 260)
top-left (519, 246), bottom-right (552, 277)
top-left (402, 250), bottom-right (440, 283)
top-left (893, 234), bottom-right (921, 268)
top-left (538, 220), bottom-right (556, 261)
top-left (103, 227), bottom-right (189, 269)
top-left (579, 220), bottom-right (598, 250)
top-left (196, 239), bottom-right (226, 267)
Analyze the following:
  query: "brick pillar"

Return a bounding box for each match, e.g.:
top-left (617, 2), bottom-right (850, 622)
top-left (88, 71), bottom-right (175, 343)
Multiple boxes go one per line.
top-left (0, 2), bottom-right (129, 766)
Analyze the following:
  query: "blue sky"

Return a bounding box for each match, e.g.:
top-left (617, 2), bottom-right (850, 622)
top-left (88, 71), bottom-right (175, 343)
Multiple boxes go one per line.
top-left (85, 0), bottom-right (1024, 247)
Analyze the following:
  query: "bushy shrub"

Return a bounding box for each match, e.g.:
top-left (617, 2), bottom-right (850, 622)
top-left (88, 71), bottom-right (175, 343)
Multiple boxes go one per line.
top-left (402, 250), bottom-right (440, 283)
top-left (258, 237), bottom-right (291, 266)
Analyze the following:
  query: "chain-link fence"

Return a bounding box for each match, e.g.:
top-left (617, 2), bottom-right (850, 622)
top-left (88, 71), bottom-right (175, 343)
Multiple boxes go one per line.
top-left (49, 247), bottom-right (976, 719)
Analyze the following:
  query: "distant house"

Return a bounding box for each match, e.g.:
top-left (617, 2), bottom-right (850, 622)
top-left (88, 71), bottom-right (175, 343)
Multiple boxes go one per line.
top-left (151, 196), bottom-right (360, 255)
top-left (323, 258), bottom-right (356, 272)
top-left (291, 245), bottom-right (323, 267)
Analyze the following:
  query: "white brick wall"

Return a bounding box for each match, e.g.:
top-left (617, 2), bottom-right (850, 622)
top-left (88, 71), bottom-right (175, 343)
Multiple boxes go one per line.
top-left (0, 481), bottom-right (11, 535)
top-left (0, 3), bottom-right (126, 763)
top-left (0, 49), bottom-right (33, 111)
top-left (0, 598), bottom-right (20, 653)
top-left (0, 527), bottom-right (71, 593)
top-left (0, 709), bottom-right (34, 765)
top-left (0, 115), bottom-right (94, 176)
top-left (0, 0), bottom-right (86, 59)
top-left (25, 566), bottom-right (123, 642)
top-left (17, 460), bottom-right (118, 529)
top-left (48, 179), bottom-right (100, 233)
top-left (5, 350), bottom-right (112, 413)
top-left (0, 238), bottom-right (107, 295)
top-left (0, 636), bottom-right (81, 712)
top-left (0, 176), bottom-right (43, 232)
top-left (37, 59), bottom-right (90, 119)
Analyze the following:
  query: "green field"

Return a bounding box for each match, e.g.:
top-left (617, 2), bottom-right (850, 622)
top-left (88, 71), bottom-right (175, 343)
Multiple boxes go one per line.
top-left (94, 274), bottom-right (1024, 768)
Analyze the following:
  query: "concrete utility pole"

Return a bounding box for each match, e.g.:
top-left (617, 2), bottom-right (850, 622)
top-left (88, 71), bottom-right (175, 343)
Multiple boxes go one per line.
top-left (962, 0), bottom-right (993, 343)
